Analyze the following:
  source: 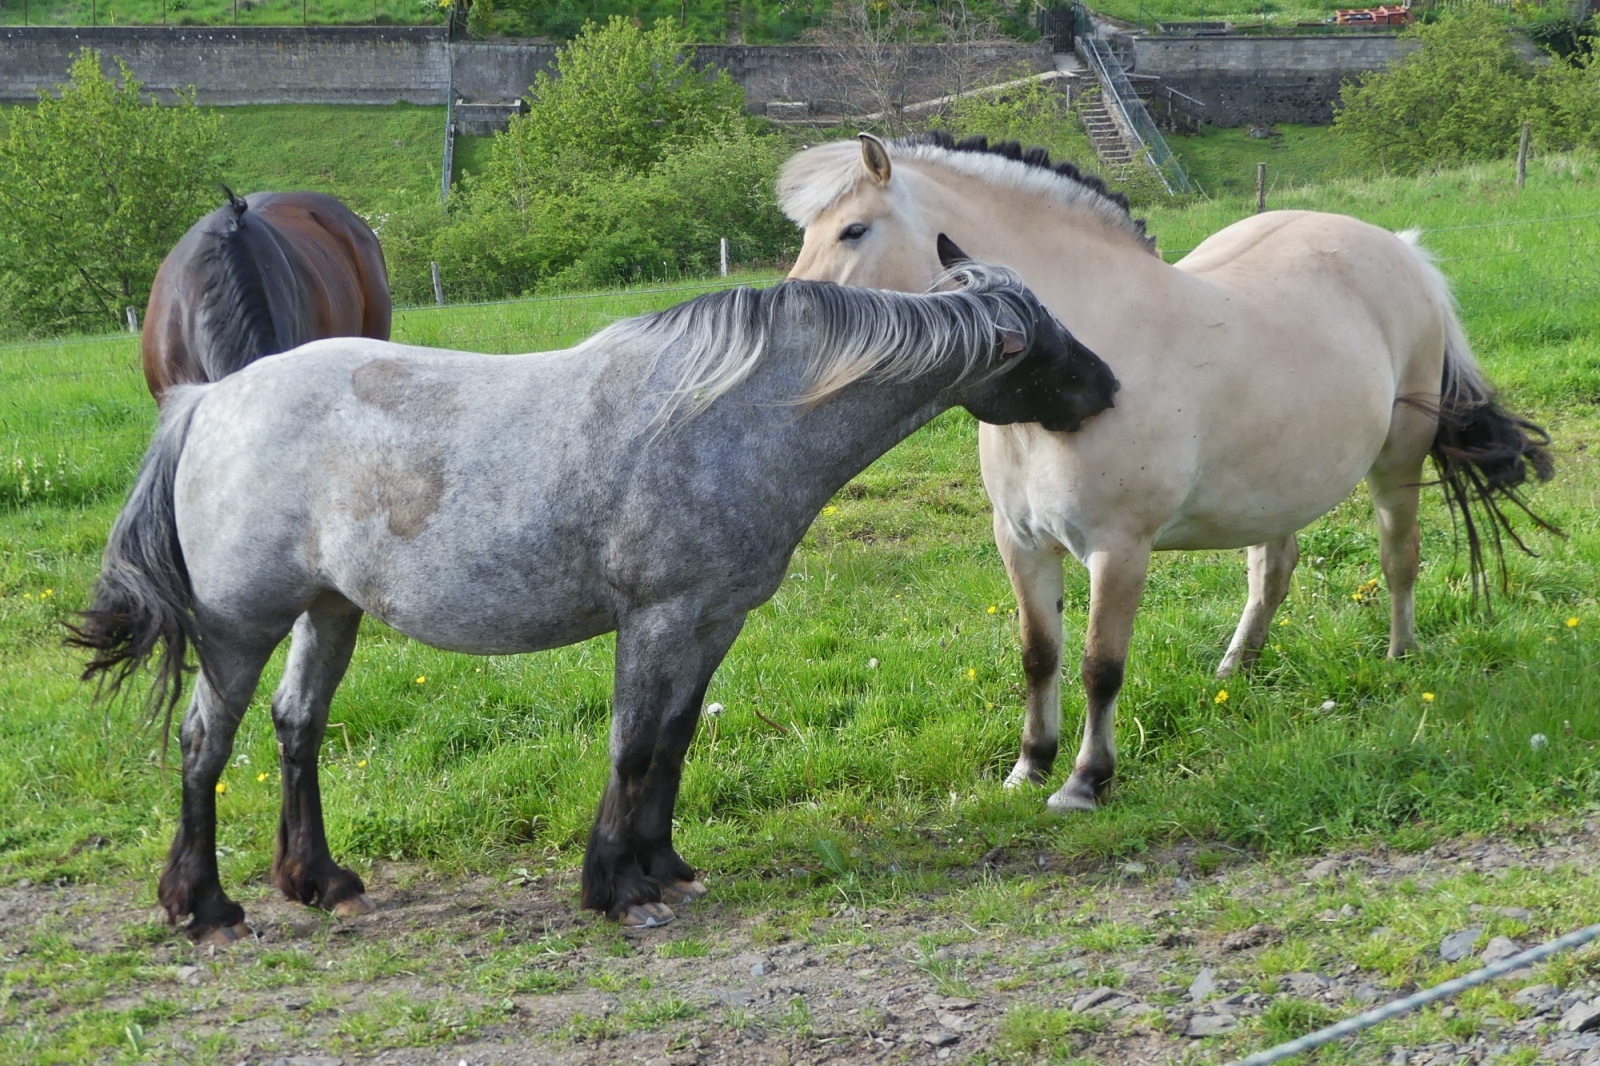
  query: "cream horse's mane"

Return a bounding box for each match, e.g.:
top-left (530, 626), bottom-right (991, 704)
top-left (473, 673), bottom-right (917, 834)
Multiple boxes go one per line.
top-left (777, 132), bottom-right (1157, 254)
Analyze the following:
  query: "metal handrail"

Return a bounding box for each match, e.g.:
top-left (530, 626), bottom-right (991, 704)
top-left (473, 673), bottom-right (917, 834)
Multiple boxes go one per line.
top-left (1073, 8), bottom-right (1193, 195)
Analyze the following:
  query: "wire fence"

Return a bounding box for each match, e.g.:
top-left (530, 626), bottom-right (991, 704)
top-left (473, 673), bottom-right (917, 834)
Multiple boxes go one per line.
top-left (3, 204), bottom-right (1598, 512)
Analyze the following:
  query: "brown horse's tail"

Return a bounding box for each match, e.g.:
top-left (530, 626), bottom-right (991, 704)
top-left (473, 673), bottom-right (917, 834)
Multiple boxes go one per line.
top-left (1398, 230), bottom-right (1558, 601)
top-left (66, 386), bottom-right (209, 727)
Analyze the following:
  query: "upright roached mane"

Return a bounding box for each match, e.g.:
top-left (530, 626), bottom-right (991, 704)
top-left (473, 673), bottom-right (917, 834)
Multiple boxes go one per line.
top-left (588, 263), bottom-right (1038, 418)
top-left (777, 132), bottom-right (1156, 253)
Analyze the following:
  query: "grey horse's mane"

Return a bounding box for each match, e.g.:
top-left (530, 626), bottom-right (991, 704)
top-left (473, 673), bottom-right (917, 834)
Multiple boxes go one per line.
top-left (580, 263), bottom-right (1031, 419)
top-left (778, 132), bottom-right (1154, 253)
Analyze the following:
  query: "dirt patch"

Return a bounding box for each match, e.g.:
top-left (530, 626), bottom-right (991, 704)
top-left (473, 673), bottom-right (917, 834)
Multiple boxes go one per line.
top-left (5, 825), bottom-right (1600, 1065)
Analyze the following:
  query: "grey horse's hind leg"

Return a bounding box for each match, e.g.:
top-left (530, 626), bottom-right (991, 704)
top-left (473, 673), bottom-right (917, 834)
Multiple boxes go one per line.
top-left (583, 608), bottom-right (744, 927)
top-left (1049, 541), bottom-right (1150, 815)
top-left (995, 515), bottom-right (1067, 788)
top-left (1215, 535), bottom-right (1299, 678)
top-left (159, 637), bottom-right (277, 944)
top-left (270, 595), bottom-right (370, 916)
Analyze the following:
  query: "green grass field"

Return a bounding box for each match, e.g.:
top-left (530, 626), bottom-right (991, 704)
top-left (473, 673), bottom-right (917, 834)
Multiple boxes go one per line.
top-left (3, 153), bottom-right (1600, 1062)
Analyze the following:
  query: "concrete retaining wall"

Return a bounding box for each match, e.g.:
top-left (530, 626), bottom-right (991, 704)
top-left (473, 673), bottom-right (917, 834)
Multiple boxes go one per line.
top-left (0, 26), bottom-right (1052, 117)
top-left (1129, 33), bottom-right (1416, 126)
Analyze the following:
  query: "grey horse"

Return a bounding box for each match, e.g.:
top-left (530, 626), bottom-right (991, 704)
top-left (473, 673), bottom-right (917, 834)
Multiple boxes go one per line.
top-left (72, 259), bottom-right (1119, 942)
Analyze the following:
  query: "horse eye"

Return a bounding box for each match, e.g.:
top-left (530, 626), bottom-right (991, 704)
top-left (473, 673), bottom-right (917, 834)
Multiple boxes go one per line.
top-left (839, 222), bottom-right (870, 242)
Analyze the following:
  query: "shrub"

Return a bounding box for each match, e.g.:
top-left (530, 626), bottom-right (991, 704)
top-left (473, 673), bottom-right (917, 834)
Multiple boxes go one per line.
top-left (1335, 12), bottom-right (1533, 173)
top-left (0, 48), bottom-right (226, 339)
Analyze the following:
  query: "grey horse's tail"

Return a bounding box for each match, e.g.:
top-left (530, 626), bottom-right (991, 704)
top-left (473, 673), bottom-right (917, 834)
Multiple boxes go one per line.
top-left (66, 385), bottom-right (209, 721)
top-left (1398, 230), bottom-right (1558, 600)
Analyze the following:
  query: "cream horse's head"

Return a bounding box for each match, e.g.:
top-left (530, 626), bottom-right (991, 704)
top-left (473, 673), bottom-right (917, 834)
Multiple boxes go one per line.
top-left (782, 134), bottom-right (947, 292)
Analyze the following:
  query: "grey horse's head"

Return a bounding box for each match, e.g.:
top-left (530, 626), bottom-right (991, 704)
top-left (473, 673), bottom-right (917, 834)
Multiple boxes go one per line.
top-left (937, 235), bottom-right (1119, 434)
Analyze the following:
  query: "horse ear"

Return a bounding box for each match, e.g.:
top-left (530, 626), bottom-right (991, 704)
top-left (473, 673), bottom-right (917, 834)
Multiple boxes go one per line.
top-left (858, 133), bottom-right (892, 186)
top-left (936, 234), bottom-right (971, 268)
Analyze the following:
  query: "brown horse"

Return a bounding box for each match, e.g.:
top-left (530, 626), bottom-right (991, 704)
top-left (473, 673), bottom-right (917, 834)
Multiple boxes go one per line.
top-left (142, 190), bottom-right (391, 402)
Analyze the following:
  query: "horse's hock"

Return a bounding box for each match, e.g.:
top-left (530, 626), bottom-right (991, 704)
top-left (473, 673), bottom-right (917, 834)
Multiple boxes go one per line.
top-left (0, 25), bottom-right (1427, 128)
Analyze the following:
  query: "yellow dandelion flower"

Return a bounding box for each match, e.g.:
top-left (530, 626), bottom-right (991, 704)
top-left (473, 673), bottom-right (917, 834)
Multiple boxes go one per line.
top-left (43, 588), bottom-right (53, 597)
top-left (966, 668), bottom-right (977, 681)
top-left (987, 605), bottom-right (998, 615)
top-left (1567, 617), bottom-right (1581, 628)
top-left (822, 505), bottom-right (839, 516)
top-left (358, 759), bottom-right (367, 768)
top-left (1215, 690), bottom-right (1230, 704)
top-left (256, 772), bottom-right (268, 783)
top-left (1422, 692), bottom-right (1435, 703)
top-left (215, 782), bottom-right (227, 795)
top-left (415, 675), bottom-right (426, 684)
top-left (1279, 617), bottom-right (1291, 626)
top-left (1352, 592), bottom-right (1364, 602)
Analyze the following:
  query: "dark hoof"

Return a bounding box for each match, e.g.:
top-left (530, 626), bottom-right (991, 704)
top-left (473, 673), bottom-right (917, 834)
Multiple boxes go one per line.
top-left (192, 921), bottom-right (252, 947)
top-left (617, 902), bottom-right (675, 928)
top-left (659, 879), bottom-right (708, 905)
top-left (332, 894), bottom-right (375, 917)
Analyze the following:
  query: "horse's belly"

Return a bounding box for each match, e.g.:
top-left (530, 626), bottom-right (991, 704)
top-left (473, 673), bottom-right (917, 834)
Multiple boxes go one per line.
top-left (1150, 473), bottom-right (1366, 551)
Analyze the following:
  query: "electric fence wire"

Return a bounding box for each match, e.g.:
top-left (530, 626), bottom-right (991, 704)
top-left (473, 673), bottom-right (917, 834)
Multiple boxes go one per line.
top-left (1226, 922), bottom-right (1600, 1066)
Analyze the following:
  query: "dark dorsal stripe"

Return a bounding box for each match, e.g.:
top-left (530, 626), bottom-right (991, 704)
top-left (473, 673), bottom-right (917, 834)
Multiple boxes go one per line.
top-left (904, 131), bottom-right (1151, 247)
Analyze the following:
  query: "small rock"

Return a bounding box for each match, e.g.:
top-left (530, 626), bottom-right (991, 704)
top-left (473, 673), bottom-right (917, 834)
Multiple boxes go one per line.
top-left (1497, 907), bottom-right (1532, 921)
top-left (1308, 859), bottom-right (1340, 880)
top-left (935, 1011), bottom-right (968, 1031)
top-left (733, 953), bottom-right (768, 977)
top-left (711, 988), bottom-right (754, 1006)
top-left (176, 964), bottom-right (202, 985)
top-left (922, 1030), bottom-right (959, 1047)
top-left (1512, 984), bottom-right (1558, 1011)
top-left (1561, 1002), bottom-right (1600, 1033)
top-left (1440, 928), bottom-right (1482, 962)
top-left (1370, 926), bottom-right (1392, 939)
top-left (15, 879), bottom-right (30, 889)
top-left (1481, 937), bottom-right (1520, 965)
top-left (1189, 967), bottom-right (1217, 1001)
top-left (1339, 904), bottom-right (1357, 918)
top-left (283, 1058), bottom-right (343, 1066)
top-left (1283, 972), bottom-right (1332, 997)
top-left (940, 998), bottom-right (977, 1011)
top-left (1072, 987), bottom-right (1121, 1012)
top-left (1121, 861), bottom-right (1146, 876)
top-left (1185, 1014), bottom-right (1238, 1037)
top-left (1172, 877), bottom-right (1191, 896)
top-left (1389, 1050), bottom-right (1410, 1066)
top-left (1353, 983), bottom-right (1384, 1004)
top-left (1221, 925), bottom-right (1278, 952)
top-left (284, 1000), bottom-right (308, 1011)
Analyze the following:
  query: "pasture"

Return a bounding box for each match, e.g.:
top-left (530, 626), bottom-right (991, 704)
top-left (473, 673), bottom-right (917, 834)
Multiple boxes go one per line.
top-left (3, 157), bottom-right (1600, 1064)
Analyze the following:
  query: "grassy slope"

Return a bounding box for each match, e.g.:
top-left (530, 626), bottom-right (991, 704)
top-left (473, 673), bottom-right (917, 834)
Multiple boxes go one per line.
top-left (4, 153), bottom-right (1600, 918)
top-left (1166, 122), bottom-right (1368, 199)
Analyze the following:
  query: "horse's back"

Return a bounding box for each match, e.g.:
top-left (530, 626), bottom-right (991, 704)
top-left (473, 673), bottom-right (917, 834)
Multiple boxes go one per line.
top-left (249, 192), bottom-right (391, 342)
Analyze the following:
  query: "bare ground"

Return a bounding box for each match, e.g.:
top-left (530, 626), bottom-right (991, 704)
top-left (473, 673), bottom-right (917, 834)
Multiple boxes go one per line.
top-left (6, 824), bottom-right (1600, 1065)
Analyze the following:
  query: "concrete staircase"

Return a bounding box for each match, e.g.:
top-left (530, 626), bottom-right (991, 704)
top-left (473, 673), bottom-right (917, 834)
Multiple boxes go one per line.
top-left (1077, 90), bottom-right (1134, 168)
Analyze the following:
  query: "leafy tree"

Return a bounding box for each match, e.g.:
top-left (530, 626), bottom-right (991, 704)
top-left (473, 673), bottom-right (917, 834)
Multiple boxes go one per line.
top-left (489, 15), bottom-right (744, 190)
top-left (0, 48), bottom-right (226, 338)
top-left (1335, 12), bottom-right (1533, 173)
top-left (1530, 41), bottom-right (1600, 150)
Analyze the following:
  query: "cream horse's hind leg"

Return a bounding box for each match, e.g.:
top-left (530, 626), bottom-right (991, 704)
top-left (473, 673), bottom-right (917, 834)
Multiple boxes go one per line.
top-left (996, 514), bottom-right (1067, 787)
top-left (1049, 540), bottom-right (1151, 814)
top-left (1215, 535), bottom-right (1300, 679)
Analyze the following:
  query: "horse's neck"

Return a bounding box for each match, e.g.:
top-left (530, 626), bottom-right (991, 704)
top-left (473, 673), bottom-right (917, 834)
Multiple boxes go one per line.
top-left (918, 169), bottom-right (1181, 318)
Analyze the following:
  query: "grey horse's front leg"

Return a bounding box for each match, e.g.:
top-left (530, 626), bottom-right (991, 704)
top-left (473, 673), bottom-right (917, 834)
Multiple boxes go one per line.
top-left (582, 608), bottom-right (744, 927)
top-left (270, 596), bottom-right (371, 916)
top-left (1048, 541), bottom-right (1150, 814)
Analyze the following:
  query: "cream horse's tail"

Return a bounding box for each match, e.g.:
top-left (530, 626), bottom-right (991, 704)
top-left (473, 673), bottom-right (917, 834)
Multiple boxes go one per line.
top-left (1397, 228), bottom-right (1558, 597)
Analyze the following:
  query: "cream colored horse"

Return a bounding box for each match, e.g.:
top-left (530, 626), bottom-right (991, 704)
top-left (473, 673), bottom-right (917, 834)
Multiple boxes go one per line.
top-left (782, 133), bottom-right (1553, 815)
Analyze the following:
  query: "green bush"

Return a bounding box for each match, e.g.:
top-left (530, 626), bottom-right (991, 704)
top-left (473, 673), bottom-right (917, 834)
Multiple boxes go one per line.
top-left (0, 49), bottom-right (226, 339)
top-left (382, 18), bottom-right (796, 301)
top-left (1531, 47), bottom-right (1600, 151)
top-left (1335, 12), bottom-right (1532, 173)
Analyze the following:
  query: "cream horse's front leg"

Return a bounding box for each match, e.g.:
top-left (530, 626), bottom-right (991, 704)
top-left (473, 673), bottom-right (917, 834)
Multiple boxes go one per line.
top-left (1049, 539), bottom-right (1151, 814)
top-left (996, 514), bottom-right (1067, 788)
top-left (1216, 535), bottom-right (1300, 678)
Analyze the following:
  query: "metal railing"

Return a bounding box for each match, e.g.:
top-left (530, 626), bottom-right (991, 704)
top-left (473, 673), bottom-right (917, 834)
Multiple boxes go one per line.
top-left (1074, 20), bottom-right (1193, 194)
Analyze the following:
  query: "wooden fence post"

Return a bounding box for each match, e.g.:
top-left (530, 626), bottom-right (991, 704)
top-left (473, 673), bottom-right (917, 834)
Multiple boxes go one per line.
top-left (431, 261), bottom-right (445, 306)
top-left (1517, 121), bottom-right (1530, 190)
top-left (1256, 162), bottom-right (1267, 214)
top-left (720, 238), bottom-right (729, 277)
